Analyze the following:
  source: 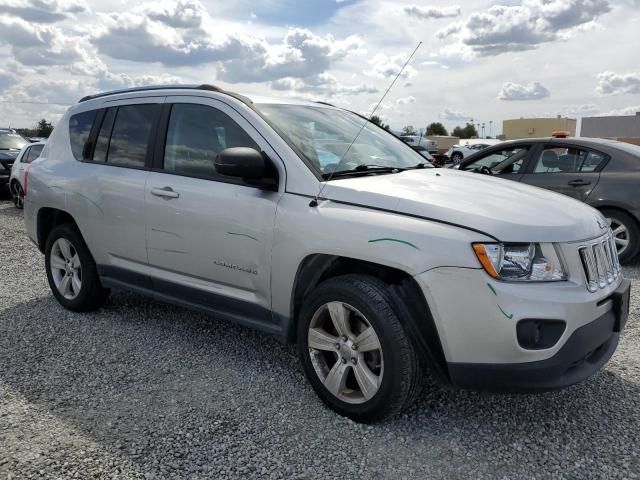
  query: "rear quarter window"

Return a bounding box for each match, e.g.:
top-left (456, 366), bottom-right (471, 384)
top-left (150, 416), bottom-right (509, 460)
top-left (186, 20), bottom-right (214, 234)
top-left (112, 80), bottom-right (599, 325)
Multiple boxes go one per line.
top-left (69, 110), bottom-right (97, 160)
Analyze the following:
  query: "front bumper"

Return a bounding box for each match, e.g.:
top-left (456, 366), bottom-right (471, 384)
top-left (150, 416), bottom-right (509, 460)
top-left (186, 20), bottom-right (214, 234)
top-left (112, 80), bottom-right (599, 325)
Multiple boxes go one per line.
top-left (448, 278), bottom-right (629, 392)
top-left (414, 264), bottom-right (630, 391)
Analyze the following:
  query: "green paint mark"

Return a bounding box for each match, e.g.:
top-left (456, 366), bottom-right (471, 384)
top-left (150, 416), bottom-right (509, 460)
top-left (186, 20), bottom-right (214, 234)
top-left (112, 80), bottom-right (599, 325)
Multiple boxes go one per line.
top-left (498, 305), bottom-right (514, 320)
top-left (368, 238), bottom-right (419, 250)
top-left (488, 283), bottom-right (513, 319)
top-left (227, 232), bottom-right (259, 242)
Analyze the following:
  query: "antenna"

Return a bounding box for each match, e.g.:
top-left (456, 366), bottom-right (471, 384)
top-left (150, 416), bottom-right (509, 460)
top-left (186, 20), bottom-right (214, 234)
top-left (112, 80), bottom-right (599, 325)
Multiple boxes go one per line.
top-left (309, 41), bottom-right (422, 207)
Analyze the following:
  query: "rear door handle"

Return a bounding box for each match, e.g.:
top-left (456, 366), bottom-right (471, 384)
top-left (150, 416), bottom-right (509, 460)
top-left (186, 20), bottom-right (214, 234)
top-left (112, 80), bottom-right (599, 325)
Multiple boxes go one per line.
top-left (568, 179), bottom-right (591, 187)
top-left (150, 186), bottom-right (180, 199)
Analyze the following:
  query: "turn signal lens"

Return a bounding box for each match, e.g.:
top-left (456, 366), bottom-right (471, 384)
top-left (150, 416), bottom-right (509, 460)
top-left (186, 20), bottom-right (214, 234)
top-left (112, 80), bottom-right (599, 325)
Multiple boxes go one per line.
top-left (472, 244), bottom-right (500, 278)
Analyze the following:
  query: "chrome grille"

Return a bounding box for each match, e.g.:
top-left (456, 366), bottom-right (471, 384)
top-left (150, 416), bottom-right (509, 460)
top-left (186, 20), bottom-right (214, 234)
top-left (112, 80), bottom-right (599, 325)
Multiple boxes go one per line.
top-left (578, 232), bottom-right (621, 292)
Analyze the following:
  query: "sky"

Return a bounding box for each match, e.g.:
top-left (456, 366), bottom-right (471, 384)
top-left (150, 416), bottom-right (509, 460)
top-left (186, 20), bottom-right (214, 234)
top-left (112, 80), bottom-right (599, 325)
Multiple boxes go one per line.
top-left (0, 0), bottom-right (639, 133)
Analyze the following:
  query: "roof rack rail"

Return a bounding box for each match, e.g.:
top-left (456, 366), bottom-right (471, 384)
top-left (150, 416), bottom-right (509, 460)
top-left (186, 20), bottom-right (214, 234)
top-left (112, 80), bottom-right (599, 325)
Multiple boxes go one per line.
top-left (78, 84), bottom-right (253, 105)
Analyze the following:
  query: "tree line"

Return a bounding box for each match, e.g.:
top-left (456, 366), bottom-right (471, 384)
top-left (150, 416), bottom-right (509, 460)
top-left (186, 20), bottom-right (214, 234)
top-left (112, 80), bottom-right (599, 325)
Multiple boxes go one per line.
top-left (17, 119), bottom-right (54, 138)
top-left (369, 116), bottom-right (481, 140)
top-left (399, 122), bottom-right (479, 139)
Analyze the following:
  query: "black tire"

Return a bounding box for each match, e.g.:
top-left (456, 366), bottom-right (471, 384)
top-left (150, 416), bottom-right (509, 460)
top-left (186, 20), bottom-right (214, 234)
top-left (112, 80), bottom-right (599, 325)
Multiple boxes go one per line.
top-left (45, 223), bottom-right (110, 311)
top-left (297, 275), bottom-right (423, 423)
top-left (451, 152), bottom-right (463, 163)
top-left (10, 180), bottom-right (24, 209)
top-left (601, 209), bottom-right (640, 264)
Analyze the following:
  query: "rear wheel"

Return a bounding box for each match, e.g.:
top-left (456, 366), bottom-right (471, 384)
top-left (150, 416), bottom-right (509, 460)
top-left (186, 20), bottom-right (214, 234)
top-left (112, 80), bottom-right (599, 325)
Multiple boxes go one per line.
top-left (602, 209), bottom-right (640, 264)
top-left (10, 181), bottom-right (24, 209)
top-left (297, 275), bottom-right (422, 423)
top-left (45, 224), bottom-right (110, 311)
top-left (451, 152), bottom-right (463, 163)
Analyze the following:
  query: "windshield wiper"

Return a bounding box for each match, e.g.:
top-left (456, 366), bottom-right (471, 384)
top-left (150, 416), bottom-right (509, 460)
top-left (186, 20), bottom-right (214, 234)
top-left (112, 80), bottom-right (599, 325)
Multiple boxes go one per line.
top-left (321, 164), bottom-right (405, 180)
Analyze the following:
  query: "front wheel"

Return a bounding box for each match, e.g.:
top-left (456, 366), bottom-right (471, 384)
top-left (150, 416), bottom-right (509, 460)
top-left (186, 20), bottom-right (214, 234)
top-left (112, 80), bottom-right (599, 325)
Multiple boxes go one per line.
top-left (10, 181), bottom-right (24, 209)
top-left (297, 275), bottom-right (423, 423)
top-left (451, 152), bottom-right (463, 164)
top-left (602, 209), bottom-right (640, 264)
top-left (45, 224), bottom-right (110, 311)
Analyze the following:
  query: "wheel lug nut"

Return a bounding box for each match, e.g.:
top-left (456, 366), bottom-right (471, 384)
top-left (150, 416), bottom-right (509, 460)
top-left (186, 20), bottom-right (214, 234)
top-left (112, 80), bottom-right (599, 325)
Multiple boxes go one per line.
top-left (335, 343), bottom-right (340, 350)
top-left (351, 358), bottom-right (357, 364)
top-left (341, 358), bottom-right (346, 364)
top-left (351, 344), bottom-right (358, 350)
top-left (342, 336), bottom-right (348, 342)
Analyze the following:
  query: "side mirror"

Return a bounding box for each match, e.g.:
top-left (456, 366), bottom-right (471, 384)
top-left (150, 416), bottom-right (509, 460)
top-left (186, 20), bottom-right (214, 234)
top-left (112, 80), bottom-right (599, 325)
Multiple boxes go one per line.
top-left (215, 147), bottom-right (266, 179)
top-left (215, 147), bottom-right (278, 190)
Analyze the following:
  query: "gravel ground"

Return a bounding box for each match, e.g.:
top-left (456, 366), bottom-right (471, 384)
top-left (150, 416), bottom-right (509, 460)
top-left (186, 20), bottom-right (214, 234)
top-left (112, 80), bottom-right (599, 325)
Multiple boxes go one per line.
top-left (1, 196), bottom-right (639, 480)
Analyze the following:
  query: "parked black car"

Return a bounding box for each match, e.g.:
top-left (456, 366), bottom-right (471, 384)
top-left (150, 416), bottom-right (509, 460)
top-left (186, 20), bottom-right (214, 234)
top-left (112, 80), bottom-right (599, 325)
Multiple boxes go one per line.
top-left (459, 137), bottom-right (640, 263)
top-left (0, 129), bottom-right (30, 189)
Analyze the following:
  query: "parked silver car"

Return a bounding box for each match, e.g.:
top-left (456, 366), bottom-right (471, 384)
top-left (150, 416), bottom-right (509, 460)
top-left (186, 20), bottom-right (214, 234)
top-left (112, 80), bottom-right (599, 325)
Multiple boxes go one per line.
top-left (9, 141), bottom-right (45, 209)
top-left (23, 85), bottom-right (630, 422)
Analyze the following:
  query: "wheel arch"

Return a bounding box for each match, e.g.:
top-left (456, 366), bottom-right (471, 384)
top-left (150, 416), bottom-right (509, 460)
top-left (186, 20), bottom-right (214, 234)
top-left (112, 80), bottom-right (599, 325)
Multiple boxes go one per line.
top-left (36, 207), bottom-right (80, 253)
top-left (288, 253), bottom-right (450, 383)
top-left (593, 204), bottom-right (640, 225)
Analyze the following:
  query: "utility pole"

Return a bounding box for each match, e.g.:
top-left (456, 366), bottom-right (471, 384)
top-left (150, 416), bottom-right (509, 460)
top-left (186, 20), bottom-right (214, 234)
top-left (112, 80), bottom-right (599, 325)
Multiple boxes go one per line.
top-left (489, 120), bottom-right (493, 138)
top-left (482, 123), bottom-right (485, 138)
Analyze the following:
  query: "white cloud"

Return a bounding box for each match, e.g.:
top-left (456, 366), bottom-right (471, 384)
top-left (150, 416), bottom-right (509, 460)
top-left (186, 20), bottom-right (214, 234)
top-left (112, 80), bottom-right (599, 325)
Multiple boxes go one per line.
top-left (596, 71), bottom-right (640, 95)
top-left (0, 71), bottom-right (18, 91)
top-left (0, 0), bottom-right (88, 23)
top-left (90, 1), bottom-right (363, 84)
top-left (605, 105), bottom-right (640, 116)
top-left (403, 5), bottom-right (461, 20)
top-left (439, 109), bottom-right (471, 122)
top-left (0, 16), bottom-right (96, 72)
top-left (396, 96), bottom-right (416, 105)
top-left (498, 81), bottom-right (550, 101)
top-left (439, 0), bottom-right (611, 56)
top-left (270, 73), bottom-right (378, 96)
top-left (367, 54), bottom-right (417, 79)
top-left (548, 103), bottom-right (599, 117)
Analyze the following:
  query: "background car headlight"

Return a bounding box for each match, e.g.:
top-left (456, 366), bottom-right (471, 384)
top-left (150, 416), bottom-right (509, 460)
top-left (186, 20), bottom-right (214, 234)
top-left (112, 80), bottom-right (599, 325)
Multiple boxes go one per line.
top-left (472, 243), bottom-right (567, 282)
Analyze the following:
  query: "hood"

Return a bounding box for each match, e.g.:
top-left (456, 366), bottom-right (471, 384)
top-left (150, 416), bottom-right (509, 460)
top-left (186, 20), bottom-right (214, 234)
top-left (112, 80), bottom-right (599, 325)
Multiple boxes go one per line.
top-left (322, 168), bottom-right (607, 242)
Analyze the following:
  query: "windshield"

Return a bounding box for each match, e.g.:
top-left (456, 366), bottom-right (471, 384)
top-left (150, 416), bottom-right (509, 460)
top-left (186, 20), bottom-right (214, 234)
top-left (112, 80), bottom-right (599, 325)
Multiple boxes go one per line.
top-left (463, 146), bottom-right (529, 174)
top-left (256, 104), bottom-right (432, 176)
top-left (0, 132), bottom-right (29, 150)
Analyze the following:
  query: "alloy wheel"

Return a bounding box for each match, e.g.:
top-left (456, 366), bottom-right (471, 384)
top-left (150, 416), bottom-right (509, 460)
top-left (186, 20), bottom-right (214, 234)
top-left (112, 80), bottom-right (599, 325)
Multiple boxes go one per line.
top-left (607, 217), bottom-right (630, 257)
top-left (308, 301), bottom-right (383, 404)
top-left (10, 182), bottom-right (24, 209)
top-left (50, 238), bottom-right (83, 300)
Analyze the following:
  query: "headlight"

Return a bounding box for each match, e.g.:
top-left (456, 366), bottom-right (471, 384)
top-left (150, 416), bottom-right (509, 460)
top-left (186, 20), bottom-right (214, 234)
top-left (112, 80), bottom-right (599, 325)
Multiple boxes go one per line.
top-left (472, 243), bottom-right (567, 282)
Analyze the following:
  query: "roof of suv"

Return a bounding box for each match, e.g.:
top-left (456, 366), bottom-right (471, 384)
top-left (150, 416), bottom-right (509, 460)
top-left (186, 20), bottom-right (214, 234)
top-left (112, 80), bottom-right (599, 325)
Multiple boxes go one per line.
top-left (77, 84), bottom-right (330, 108)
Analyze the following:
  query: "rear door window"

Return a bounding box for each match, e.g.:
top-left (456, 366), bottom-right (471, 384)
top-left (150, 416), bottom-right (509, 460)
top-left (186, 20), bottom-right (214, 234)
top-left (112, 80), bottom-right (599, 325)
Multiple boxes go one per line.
top-left (69, 110), bottom-right (97, 160)
top-left (93, 108), bottom-right (117, 163)
top-left (532, 146), bottom-right (607, 173)
top-left (106, 104), bottom-right (159, 168)
top-left (25, 144), bottom-right (44, 163)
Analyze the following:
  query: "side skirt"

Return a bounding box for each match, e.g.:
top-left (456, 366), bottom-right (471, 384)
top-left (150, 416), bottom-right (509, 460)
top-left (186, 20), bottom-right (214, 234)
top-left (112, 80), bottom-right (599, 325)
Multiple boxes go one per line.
top-left (98, 265), bottom-right (284, 338)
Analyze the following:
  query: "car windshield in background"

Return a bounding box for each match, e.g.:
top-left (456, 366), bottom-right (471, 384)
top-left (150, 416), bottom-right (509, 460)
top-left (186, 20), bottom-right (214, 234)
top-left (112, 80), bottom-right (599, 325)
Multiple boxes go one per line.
top-left (0, 132), bottom-right (29, 150)
top-left (256, 104), bottom-right (432, 176)
top-left (463, 147), bottom-right (529, 174)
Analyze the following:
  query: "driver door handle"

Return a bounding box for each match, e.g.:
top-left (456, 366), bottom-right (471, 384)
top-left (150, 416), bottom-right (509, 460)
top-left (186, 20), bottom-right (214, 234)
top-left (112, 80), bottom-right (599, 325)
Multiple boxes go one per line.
top-left (150, 186), bottom-right (180, 199)
top-left (568, 179), bottom-right (591, 187)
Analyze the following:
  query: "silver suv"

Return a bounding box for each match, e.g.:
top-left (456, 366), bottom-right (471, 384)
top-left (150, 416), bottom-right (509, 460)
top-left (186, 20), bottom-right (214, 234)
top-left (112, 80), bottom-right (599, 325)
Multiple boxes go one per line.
top-left (24, 85), bottom-right (630, 422)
